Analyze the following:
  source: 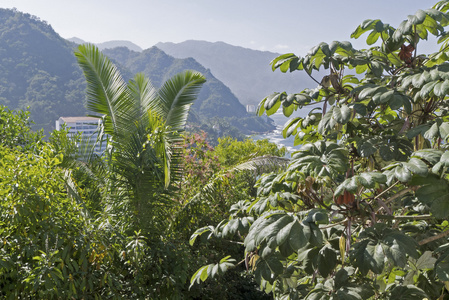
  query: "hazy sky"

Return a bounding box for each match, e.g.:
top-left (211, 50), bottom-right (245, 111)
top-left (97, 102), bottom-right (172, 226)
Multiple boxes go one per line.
top-left (1, 0), bottom-right (441, 55)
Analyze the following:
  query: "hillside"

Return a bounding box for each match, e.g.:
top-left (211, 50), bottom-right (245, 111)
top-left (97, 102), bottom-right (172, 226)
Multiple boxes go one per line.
top-left (102, 46), bottom-right (248, 119)
top-left (156, 40), bottom-right (317, 106)
top-left (0, 8), bottom-right (87, 131)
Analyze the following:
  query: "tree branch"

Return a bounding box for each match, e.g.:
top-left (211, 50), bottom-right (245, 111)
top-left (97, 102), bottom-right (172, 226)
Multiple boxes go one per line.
top-left (374, 180), bottom-right (399, 200)
top-left (375, 214), bottom-right (432, 221)
top-left (305, 70), bottom-right (321, 86)
top-left (418, 229), bottom-right (449, 246)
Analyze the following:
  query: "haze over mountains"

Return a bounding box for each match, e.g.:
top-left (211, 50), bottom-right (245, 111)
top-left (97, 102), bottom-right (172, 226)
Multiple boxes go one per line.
top-left (70, 38), bottom-right (314, 107)
top-left (156, 40), bottom-right (316, 106)
top-left (68, 38), bottom-right (143, 52)
top-left (0, 8), bottom-right (311, 136)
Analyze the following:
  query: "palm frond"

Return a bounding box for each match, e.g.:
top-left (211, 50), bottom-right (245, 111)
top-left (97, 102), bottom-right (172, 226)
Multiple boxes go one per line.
top-left (127, 73), bottom-right (158, 122)
top-left (232, 155), bottom-right (290, 174)
top-left (172, 155), bottom-right (289, 231)
top-left (74, 44), bottom-right (129, 135)
top-left (156, 70), bottom-right (206, 133)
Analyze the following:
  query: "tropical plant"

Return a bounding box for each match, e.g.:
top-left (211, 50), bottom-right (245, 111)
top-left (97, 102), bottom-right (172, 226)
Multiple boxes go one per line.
top-left (173, 132), bottom-right (285, 299)
top-left (69, 44), bottom-right (210, 298)
top-left (190, 1), bottom-right (449, 299)
top-left (0, 105), bottom-right (43, 151)
top-left (74, 43), bottom-right (206, 235)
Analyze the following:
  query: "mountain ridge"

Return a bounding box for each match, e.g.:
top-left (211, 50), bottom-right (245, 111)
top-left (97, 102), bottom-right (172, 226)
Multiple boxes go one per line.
top-left (67, 37), bottom-right (143, 52)
top-left (102, 46), bottom-right (248, 119)
top-left (156, 40), bottom-right (316, 106)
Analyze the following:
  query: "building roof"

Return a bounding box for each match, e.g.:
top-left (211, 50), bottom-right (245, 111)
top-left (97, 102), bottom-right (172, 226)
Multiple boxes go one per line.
top-left (59, 116), bottom-right (101, 123)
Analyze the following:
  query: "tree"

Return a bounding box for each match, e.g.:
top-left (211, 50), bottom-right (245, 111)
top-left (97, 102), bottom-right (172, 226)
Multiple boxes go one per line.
top-left (0, 107), bottom-right (127, 299)
top-left (0, 105), bottom-right (43, 151)
top-left (71, 44), bottom-right (209, 298)
top-left (190, 1), bottom-right (449, 299)
top-left (74, 43), bottom-right (206, 235)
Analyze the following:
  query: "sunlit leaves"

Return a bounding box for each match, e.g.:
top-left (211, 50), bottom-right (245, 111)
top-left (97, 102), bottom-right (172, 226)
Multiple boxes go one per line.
top-left (383, 156), bottom-right (429, 184)
top-left (401, 64), bottom-right (449, 100)
top-left (393, 9), bottom-right (449, 42)
top-left (351, 19), bottom-right (395, 46)
top-left (270, 42), bottom-right (356, 76)
top-left (354, 84), bottom-right (412, 113)
top-left (334, 172), bottom-right (386, 196)
top-left (270, 53), bottom-right (303, 73)
top-left (189, 256), bottom-right (236, 288)
top-left (191, 2), bottom-right (449, 299)
top-left (288, 141), bottom-right (348, 178)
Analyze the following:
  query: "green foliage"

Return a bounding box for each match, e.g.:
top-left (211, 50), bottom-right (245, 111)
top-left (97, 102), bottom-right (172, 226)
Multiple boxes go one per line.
top-left (215, 136), bottom-right (286, 167)
top-left (191, 1), bottom-right (449, 299)
top-left (0, 134), bottom-right (125, 298)
top-left (0, 105), bottom-right (43, 150)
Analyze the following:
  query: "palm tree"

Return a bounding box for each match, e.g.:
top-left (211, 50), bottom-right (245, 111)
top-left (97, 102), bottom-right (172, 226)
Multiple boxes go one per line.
top-left (74, 44), bottom-right (206, 234)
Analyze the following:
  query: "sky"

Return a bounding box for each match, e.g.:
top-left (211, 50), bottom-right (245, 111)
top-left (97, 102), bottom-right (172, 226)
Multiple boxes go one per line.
top-left (1, 0), bottom-right (442, 55)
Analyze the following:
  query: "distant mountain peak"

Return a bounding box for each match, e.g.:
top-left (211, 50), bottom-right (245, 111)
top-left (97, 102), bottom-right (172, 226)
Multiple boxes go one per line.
top-left (96, 40), bottom-right (143, 52)
top-left (67, 38), bottom-right (143, 52)
top-left (156, 40), bottom-right (280, 55)
top-left (67, 37), bottom-right (85, 44)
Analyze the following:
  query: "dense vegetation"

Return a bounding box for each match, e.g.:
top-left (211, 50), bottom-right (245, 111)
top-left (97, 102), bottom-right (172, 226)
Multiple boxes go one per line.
top-left (7, 1), bottom-right (449, 299)
top-left (0, 43), bottom-right (284, 299)
top-left (190, 1), bottom-right (449, 299)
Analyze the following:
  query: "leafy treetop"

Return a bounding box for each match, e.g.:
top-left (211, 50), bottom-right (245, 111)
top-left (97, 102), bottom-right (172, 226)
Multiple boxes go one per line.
top-left (190, 1), bottom-right (449, 299)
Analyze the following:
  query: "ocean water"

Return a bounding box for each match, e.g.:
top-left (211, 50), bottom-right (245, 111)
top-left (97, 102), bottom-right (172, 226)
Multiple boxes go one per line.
top-left (251, 111), bottom-right (308, 156)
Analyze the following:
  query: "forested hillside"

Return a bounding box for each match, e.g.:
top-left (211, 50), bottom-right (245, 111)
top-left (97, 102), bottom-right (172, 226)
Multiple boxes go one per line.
top-left (0, 8), bottom-right (87, 131)
top-left (102, 46), bottom-right (248, 119)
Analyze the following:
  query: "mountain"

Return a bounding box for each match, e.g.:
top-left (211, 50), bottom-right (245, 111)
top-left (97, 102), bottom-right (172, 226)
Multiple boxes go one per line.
top-left (67, 37), bottom-right (85, 44)
top-left (0, 8), bottom-right (272, 136)
top-left (156, 40), bottom-right (317, 106)
top-left (67, 38), bottom-right (143, 52)
top-left (102, 46), bottom-right (248, 119)
top-left (0, 8), bottom-right (87, 131)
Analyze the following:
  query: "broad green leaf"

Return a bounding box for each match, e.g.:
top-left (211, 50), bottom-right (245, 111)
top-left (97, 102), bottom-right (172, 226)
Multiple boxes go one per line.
top-left (289, 220), bottom-right (309, 250)
top-left (317, 244), bottom-right (338, 277)
top-left (351, 239), bottom-right (384, 275)
top-left (435, 243), bottom-right (449, 280)
top-left (412, 149), bottom-right (443, 165)
top-left (389, 285), bottom-right (428, 299)
top-left (350, 225), bottom-right (417, 275)
top-left (415, 175), bottom-right (449, 218)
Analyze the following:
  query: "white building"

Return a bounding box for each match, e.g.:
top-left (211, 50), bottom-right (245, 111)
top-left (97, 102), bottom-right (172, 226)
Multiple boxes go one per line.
top-left (246, 104), bottom-right (256, 113)
top-left (55, 116), bottom-right (106, 155)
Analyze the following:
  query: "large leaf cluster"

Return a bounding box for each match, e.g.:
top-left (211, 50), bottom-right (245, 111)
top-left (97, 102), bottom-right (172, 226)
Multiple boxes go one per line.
top-left (190, 1), bottom-right (449, 299)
